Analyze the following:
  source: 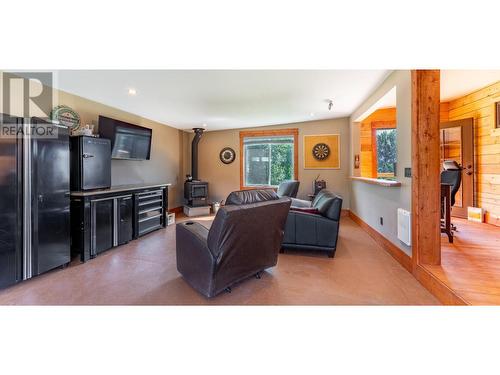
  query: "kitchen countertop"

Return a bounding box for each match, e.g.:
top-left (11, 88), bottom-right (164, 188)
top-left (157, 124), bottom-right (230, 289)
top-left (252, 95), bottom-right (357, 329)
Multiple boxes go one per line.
top-left (70, 183), bottom-right (171, 197)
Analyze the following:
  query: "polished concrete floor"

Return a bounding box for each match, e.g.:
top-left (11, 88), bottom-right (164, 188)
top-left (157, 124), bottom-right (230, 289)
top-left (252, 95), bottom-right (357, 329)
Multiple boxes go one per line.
top-left (0, 216), bottom-right (439, 305)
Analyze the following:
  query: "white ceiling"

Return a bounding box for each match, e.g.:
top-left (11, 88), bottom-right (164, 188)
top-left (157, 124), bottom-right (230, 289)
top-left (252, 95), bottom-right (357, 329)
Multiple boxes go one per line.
top-left (354, 86), bottom-right (397, 122)
top-left (441, 70), bottom-right (500, 101)
top-left (347, 70), bottom-right (500, 122)
top-left (52, 70), bottom-right (390, 131)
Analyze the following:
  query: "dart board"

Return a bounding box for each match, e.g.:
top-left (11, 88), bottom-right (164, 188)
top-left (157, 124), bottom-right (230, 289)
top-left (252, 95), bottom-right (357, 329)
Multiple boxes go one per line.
top-left (312, 143), bottom-right (330, 160)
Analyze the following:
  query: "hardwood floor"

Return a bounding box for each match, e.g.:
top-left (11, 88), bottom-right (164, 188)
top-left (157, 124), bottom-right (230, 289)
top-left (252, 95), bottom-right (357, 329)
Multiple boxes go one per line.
top-left (424, 218), bottom-right (500, 305)
top-left (0, 216), bottom-right (439, 305)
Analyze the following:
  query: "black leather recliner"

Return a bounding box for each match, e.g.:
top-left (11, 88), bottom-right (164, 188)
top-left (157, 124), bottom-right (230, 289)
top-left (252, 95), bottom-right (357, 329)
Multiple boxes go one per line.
top-left (281, 189), bottom-right (343, 258)
top-left (176, 189), bottom-right (291, 298)
top-left (276, 180), bottom-right (300, 198)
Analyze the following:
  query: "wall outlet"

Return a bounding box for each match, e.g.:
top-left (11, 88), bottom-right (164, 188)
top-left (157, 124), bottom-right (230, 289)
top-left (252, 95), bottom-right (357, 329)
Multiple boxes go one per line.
top-left (404, 167), bottom-right (412, 178)
top-left (380, 217), bottom-right (384, 226)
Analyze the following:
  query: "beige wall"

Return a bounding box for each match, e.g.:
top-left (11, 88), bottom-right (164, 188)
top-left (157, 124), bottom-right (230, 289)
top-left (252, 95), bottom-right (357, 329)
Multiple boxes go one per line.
top-left (1, 72), bottom-right (350, 209)
top-left (349, 70), bottom-right (412, 255)
top-left (56, 91), bottom-right (185, 208)
top-left (0, 73), bottom-right (184, 208)
top-left (186, 118), bottom-right (351, 207)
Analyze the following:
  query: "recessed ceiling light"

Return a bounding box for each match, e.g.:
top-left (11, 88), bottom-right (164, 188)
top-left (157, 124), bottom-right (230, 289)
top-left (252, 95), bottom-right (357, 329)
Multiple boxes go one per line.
top-left (310, 112), bottom-right (315, 117)
top-left (202, 123), bottom-right (207, 128)
top-left (128, 88), bottom-right (137, 95)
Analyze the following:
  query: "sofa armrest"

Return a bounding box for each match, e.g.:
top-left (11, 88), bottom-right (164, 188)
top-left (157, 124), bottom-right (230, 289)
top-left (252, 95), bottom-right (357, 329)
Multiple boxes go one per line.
top-left (290, 198), bottom-right (312, 208)
top-left (290, 207), bottom-right (320, 215)
top-left (283, 210), bottom-right (340, 249)
top-left (176, 222), bottom-right (216, 296)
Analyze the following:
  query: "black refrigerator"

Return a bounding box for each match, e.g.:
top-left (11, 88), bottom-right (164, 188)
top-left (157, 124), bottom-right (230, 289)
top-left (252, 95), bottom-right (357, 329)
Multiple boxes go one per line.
top-left (70, 136), bottom-right (111, 191)
top-left (0, 115), bottom-right (71, 289)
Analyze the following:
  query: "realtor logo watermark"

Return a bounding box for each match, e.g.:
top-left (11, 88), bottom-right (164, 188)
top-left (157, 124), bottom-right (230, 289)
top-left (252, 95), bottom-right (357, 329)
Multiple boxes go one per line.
top-left (1, 122), bottom-right (57, 138)
top-left (1, 71), bottom-right (57, 138)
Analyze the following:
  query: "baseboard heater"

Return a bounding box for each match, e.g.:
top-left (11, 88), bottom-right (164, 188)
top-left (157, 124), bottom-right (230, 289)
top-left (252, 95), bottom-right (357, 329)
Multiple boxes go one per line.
top-left (397, 208), bottom-right (412, 246)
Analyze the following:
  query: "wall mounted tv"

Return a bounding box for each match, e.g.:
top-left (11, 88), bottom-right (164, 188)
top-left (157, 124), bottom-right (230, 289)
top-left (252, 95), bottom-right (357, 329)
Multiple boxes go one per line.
top-left (98, 115), bottom-right (152, 160)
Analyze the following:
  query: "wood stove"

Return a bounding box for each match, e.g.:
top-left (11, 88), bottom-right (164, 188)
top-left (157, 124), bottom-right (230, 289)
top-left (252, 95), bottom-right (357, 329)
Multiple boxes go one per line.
top-left (184, 128), bottom-right (209, 208)
top-left (184, 180), bottom-right (208, 207)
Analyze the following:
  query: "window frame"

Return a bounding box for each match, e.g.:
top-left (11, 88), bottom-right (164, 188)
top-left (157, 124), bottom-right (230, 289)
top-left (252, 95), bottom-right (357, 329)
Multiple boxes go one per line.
top-left (371, 120), bottom-right (397, 178)
top-left (239, 128), bottom-right (299, 190)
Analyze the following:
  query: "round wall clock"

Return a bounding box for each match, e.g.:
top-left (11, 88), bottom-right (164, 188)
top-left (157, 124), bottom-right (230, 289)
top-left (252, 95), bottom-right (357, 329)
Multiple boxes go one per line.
top-left (219, 147), bottom-right (236, 164)
top-left (312, 143), bottom-right (330, 161)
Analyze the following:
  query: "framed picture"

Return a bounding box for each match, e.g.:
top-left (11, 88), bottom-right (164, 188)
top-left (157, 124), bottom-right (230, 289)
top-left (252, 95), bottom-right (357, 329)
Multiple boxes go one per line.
top-left (304, 134), bottom-right (340, 169)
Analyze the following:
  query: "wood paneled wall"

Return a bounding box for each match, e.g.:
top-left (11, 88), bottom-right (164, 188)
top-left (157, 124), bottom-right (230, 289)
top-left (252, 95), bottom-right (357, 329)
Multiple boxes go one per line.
top-left (441, 81), bottom-right (500, 226)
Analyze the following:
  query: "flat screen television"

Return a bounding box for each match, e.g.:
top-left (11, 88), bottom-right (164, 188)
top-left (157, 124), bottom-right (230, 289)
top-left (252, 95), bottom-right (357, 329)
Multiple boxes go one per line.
top-left (98, 115), bottom-right (152, 160)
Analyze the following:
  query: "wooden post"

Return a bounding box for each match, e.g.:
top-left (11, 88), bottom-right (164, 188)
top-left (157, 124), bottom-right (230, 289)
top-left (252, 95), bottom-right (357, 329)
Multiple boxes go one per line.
top-left (411, 70), bottom-right (441, 266)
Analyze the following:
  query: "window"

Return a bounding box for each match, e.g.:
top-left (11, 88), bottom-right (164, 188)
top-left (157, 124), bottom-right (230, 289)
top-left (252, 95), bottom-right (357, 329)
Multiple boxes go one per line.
top-left (240, 129), bottom-right (298, 189)
top-left (374, 128), bottom-right (397, 178)
top-left (356, 88), bottom-right (397, 179)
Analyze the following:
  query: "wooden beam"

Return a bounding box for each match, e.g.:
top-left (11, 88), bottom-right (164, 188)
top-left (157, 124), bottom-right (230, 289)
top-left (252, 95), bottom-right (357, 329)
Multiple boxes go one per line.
top-left (411, 70), bottom-right (441, 266)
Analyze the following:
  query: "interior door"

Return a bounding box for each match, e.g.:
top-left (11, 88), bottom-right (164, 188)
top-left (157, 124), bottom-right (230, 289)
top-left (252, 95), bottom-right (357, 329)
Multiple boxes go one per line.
top-left (439, 118), bottom-right (474, 218)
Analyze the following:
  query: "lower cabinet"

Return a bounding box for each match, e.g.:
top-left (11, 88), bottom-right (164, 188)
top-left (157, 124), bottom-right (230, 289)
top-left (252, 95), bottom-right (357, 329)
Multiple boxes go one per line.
top-left (71, 186), bottom-right (168, 262)
top-left (90, 195), bottom-right (134, 256)
top-left (117, 196), bottom-right (133, 246)
top-left (92, 198), bottom-right (114, 255)
top-left (135, 190), bottom-right (165, 237)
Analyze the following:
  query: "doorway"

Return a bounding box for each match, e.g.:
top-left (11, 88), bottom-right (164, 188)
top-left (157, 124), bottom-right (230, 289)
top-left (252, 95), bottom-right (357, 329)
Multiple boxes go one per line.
top-left (439, 118), bottom-right (474, 218)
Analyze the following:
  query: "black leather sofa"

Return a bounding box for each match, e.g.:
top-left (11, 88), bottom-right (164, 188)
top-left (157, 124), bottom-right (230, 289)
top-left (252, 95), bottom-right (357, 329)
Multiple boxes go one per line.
top-left (276, 180), bottom-right (300, 198)
top-left (176, 189), bottom-right (291, 298)
top-left (281, 190), bottom-right (343, 258)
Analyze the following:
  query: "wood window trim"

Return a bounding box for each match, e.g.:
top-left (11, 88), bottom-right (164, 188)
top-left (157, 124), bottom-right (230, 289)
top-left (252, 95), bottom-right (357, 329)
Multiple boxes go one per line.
top-left (239, 128), bottom-right (299, 190)
top-left (371, 120), bottom-right (397, 178)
